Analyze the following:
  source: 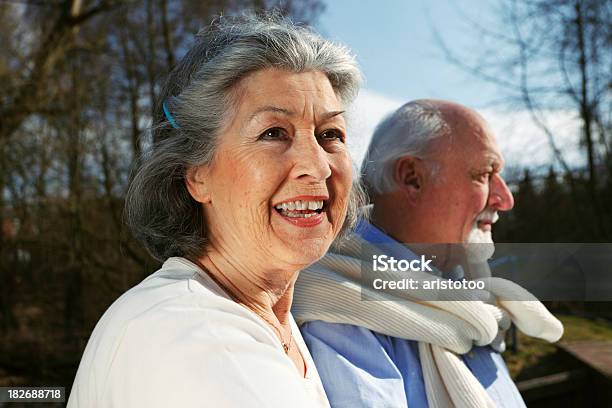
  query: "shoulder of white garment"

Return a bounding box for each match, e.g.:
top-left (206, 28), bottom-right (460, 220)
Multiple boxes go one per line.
top-left (67, 257), bottom-right (316, 408)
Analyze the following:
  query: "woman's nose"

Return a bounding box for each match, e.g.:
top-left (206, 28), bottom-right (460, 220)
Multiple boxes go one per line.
top-left (488, 173), bottom-right (514, 211)
top-left (289, 133), bottom-right (332, 182)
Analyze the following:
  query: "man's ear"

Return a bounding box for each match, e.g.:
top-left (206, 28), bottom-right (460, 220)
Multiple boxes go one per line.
top-left (394, 156), bottom-right (423, 200)
top-left (185, 165), bottom-right (211, 204)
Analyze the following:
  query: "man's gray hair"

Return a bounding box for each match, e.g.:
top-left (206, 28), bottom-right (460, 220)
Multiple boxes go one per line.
top-left (125, 12), bottom-right (363, 262)
top-left (360, 100), bottom-right (450, 196)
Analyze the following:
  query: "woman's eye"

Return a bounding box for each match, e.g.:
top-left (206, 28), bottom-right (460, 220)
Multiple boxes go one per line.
top-left (318, 129), bottom-right (345, 142)
top-left (259, 127), bottom-right (289, 140)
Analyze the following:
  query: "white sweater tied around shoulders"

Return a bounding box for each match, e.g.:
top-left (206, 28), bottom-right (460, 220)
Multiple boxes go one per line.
top-left (292, 234), bottom-right (563, 408)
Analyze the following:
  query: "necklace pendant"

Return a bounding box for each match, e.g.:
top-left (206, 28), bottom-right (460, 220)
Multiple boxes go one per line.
top-left (282, 342), bottom-right (289, 353)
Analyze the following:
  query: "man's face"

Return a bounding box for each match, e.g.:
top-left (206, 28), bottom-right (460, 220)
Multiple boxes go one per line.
top-left (417, 110), bottom-right (514, 246)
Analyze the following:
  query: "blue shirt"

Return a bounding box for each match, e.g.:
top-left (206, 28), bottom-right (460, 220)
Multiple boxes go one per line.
top-left (300, 220), bottom-right (526, 408)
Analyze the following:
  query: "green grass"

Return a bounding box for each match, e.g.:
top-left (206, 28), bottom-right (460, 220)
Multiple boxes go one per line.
top-left (503, 315), bottom-right (612, 381)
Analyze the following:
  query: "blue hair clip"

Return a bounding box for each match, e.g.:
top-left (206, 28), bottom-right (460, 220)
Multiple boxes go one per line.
top-left (162, 101), bottom-right (180, 129)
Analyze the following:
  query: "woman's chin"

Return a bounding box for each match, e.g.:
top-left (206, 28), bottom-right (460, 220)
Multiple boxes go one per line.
top-left (278, 237), bottom-right (332, 267)
top-left (270, 211), bottom-right (337, 265)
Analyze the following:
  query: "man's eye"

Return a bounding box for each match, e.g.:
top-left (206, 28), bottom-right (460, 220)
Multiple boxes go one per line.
top-left (480, 171), bottom-right (493, 182)
top-left (318, 129), bottom-right (345, 142)
top-left (259, 127), bottom-right (289, 140)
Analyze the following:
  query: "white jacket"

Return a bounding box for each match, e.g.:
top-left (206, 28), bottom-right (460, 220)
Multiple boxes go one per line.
top-left (67, 257), bottom-right (330, 408)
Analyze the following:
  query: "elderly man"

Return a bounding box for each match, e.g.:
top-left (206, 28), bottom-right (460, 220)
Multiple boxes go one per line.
top-left (292, 100), bottom-right (563, 407)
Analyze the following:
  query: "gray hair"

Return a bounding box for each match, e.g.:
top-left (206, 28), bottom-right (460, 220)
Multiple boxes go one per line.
top-left (360, 100), bottom-right (450, 196)
top-left (125, 12), bottom-right (363, 262)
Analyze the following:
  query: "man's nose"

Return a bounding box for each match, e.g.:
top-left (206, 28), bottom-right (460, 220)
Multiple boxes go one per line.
top-left (488, 173), bottom-right (514, 211)
top-left (289, 133), bottom-right (332, 182)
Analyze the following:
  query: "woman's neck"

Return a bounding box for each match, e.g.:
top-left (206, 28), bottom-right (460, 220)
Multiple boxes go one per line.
top-left (192, 248), bottom-right (298, 327)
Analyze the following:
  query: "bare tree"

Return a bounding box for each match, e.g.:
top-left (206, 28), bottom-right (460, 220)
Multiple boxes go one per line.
top-left (434, 0), bottom-right (611, 236)
top-left (435, 0), bottom-right (610, 178)
top-left (0, 0), bottom-right (123, 143)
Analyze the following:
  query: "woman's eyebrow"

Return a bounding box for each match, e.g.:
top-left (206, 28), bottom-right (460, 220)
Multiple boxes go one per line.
top-left (321, 110), bottom-right (346, 120)
top-left (248, 106), bottom-right (293, 122)
top-left (248, 106), bottom-right (345, 122)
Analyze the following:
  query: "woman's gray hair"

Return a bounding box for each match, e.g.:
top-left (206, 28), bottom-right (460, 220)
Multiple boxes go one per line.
top-left (125, 12), bottom-right (363, 261)
top-left (360, 100), bottom-right (450, 197)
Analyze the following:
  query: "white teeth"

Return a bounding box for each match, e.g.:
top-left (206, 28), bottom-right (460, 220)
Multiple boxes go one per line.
top-left (284, 212), bottom-right (318, 218)
top-left (274, 199), bottom-right (325, 211)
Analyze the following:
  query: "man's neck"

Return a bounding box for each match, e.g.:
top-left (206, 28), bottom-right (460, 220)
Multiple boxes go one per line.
top-left (370, 203), bottom-right (465, 273)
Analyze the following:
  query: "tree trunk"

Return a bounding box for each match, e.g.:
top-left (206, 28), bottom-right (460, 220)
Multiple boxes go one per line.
top-left (64, 57), bottom-right (85, 339)
top-left (146, 0), bottom-right (157, 119)
top-left (159, 0), bottom-right (175, 71)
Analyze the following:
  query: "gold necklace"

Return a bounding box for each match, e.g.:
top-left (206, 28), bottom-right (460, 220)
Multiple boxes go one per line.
top-left (192, 258), bottom-right (293, 354)
top-left (252, 309), bottom-right (293, 353)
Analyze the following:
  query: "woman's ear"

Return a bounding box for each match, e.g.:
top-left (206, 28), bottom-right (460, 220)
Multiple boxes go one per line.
top-left (185, 165), bottom-right (211, 204)
top-left (394, 156), bottom-right (423, 201)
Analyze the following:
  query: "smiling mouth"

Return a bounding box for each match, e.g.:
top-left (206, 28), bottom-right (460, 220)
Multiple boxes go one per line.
top-left (477, 221), bottom-right (493, 231)
top-left (273, 198), bottom-right (327, 218)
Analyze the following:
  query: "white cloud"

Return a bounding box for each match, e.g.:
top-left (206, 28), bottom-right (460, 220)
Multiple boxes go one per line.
top-left (346, 89), bottom-right (403, 169)
top-left (346, 89), bottom-right (583, 176)
top-left (481, 108), bottom-right (583, 173)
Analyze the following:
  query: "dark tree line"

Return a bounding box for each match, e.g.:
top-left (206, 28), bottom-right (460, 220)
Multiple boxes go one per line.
top-left (497, 166), bottom-right (612, 242)
top-left (495, 165), bottom-right (612, 320)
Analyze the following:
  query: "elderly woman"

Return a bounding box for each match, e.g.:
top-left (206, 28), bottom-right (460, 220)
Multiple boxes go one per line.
top-left (67, 13), bottom-right (362, 408)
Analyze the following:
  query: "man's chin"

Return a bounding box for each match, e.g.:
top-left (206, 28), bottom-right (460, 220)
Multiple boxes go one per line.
top-left (464, 227), bottom-right (495, 263)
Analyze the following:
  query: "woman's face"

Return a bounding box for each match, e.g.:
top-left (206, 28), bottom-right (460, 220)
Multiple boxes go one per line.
top-left (188, 68), bottom-right (353, 270)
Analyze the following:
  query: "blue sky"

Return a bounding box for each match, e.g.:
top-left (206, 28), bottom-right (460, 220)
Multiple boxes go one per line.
top-left (316, 0), bottom-right (500, 108)
top-left (312, 0), bottom-right (582, 176)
